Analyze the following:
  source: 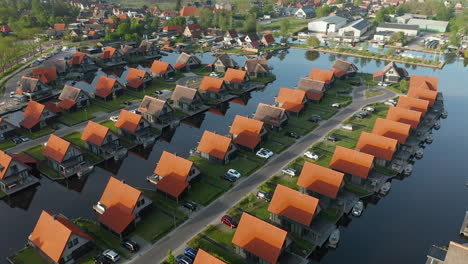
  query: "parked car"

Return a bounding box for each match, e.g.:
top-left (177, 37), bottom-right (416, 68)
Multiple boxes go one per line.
top-left (176, 254), bottom-right (193, 264)
top-left (123, 101), bottom-right (132, 106)
top-left (384, 100), bottom-right (396, 106)
top-left (326, 135), bottom-right (338, 142)
top-left (11, 138), bottom-right (22, 144)
top-left (341, 124), bottom-right (353, 131)
top-left (94, 255), bottom-right (112, 264)
top-left (19, 136), bottom-right (30, 142)
top-left (184, 247), bottom-right (198, 260)
top-left (362, 106), bottom-right (375, 112)
top-left (349, 81), bottom-right (361, 86)
top-left (310, 114), bottom-right (322, 122)
top-left (286, 131), bottom-right (300, 139)
top-left (227, 169), bottom-right (241, 179)
top-left (256, 190), bottom-right (272, 202)
top-left (256, 148), bottom-right (274, 159)
top-left (304, 151), bottom-right (319, 160)
top-left (121, 239), bottom-right (139, 253)
top-left (281, 168), bottom-right (296, 177)
top-left (109, 116), bottom-right (118, 122)
top-left (9, 91), bottom-right (15, 98)
top-left (209, 72), bottom-right (220, 77)
top-left (154, 90), bottom-right (163, 95)
top-left (221, 215), bottom-right (238, 228)
top-left (220, 172), bottom-right (237, 182)
top-left (102, 249), bottom-right (120, 263)
top-left (353, 112), bottom-right (368, 119)
top-left (183, 200), bottom-right (198, 211)
top-left (331, 103), bottom-right (341, 108)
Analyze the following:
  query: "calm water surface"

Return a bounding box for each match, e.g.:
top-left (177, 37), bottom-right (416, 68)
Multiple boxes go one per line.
top-left (1, 48), bottom-right (466, 264)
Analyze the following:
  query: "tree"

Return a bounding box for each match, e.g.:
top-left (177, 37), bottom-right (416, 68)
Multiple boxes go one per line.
top-left (436, 6), bottom-right (452, 21)
top-left (399, 79), bottom-right (408, 91)
top-left (354, 0), bottom-right (363, 6)
top-left (166, 250), bottom-right (176, 264)
top-left (175, 0), bottom-right (181, 11)
top-left (395, 4), bottom-right (409, 16)
top-left (280, 19), bottom-right (290, 38)
top-left (374, 8), bottom-right (387, 24)
top-left (390, 31), bottom-right (405, 44)
top-left (315, 6), bottom-right (333, 18)
top-left (385, 48), bottom-right (395, 56)
top-left (243, 13), bottom-right (257, 33)
top-left (306, 36), bottom-right (320, 47)
top-left (199, 8), bottom-right (212, 28)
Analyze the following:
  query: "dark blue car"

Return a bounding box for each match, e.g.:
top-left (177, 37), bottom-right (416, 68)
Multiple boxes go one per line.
top-left (184, 247), bottom-right (198, 260)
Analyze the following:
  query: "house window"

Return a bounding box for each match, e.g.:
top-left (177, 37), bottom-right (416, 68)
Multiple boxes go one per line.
top-left (73, 238), bottom-right (78, 246)
top-left (139, 198), bottom-right (145, 207)
top-left (68, 241), bottom-right (74, 249)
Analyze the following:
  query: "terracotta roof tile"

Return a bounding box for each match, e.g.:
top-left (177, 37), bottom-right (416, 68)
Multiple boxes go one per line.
top-left (69, 52), bottom-right (87, 65)
top-left (30, 211), bottom-right (93, 263)
top-left (396, 96), bottom-right (429, 116)
top-left (180, 6), bottom-right (200, 16)
top-left (268, 184), bottom-right (319, 226)
top-left (138, 96), bottom-right (169, 116)
top-left (232, 213), bottom-right (287, 264)
top-left (308, 68), bottom-right (334, 84)
top-left (115, 109), bottom-right (143, 133)
top-left (355, 132), bottom-right (398, 161)
top-left (32, 68), bottom-right (57, 84)
top-left (153, 151), bottom-right (193, 197)
top-left (276, 87), bottom-right (305, 112)
top-left (95, 76), bottom-right (116, 98)
top-left (372, 118), bottom-right (411, 144)
top-left (42, 134), bottom-right (72, 163)
top-left (0, 150), bottom-right (13, 180)
top-left (331, 59), bottom-right (356, 74)
top-left (54, 24), bottom-right (66, 31)
top-left (81, 121), bottom-right (110, 146)
top-left (409, 75), bottom-right (438, 91)
top-left (223, 68), bottom-right (247, 83)
top-left (171, 85), bottom-right (199, 103)
top-left (253, 103), bottom-right (288, 125)
top-left (20, 101), bottom-right (45, 129)
top-left (58, 98), bottom-right (77, 110)
top-left (407, 85), bottom-right (437, 106)
top-left (230, 115), bottom-right (264, 149)
top-left (126, 68), bottom-right (147, 82)
top-left (193, 249), bottom-right (227, 264)
top-left (197, 131), bottom-right (232, 160)
top-left (199, 76), bottom-right (224, 92)
top-left (330, 146), bottom-right (374, 179)
top-left (150, 60), bottom-right (172, 74)
top-left (100, 46), bottom-right (117, 59)
top-left (386, 106), bottom-right (421, 129)
top-left (297, 162), bottom-right (344, 199)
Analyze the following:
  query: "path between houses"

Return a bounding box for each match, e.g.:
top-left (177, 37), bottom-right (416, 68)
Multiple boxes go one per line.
top-left (126, 86), bottom-right (397, 264)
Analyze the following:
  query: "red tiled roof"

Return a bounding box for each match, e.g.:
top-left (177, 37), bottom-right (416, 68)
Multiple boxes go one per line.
top-left (45, 103), bottom-right (63, 113)
top-left (197, 131), bottom-right (232, 160)
top-left (54, 24), bottom-right (66, 31)
top-left (230, 115), bottom-right (264, 149)
top-left (223, 68), bottom-right (247, 83)
top-left (20, 101), bottom-right (45, 129)
top-left (297, 162), bottom-right (344, 199)
top-left (199, 76), bottom-right (224, 93)
top-left (396, 96), bottom-right (430, 116)
top-left (193, 249), bottom-right (227, 264)
top-left (150, 60), bottom-right (171, 74)
top-left (0, 150), bottom-right (13, 180)
top-left (153, 151), bottom-right (193, 197)
top-left (276, 87), bottom-right (306, 112)
top-left (180, 6), bottom-right (200, 16)
top-left (306, 91), bottom-right (323, 101)
top-left (95, 76), bottom-right (116, 98)
top-left (115, 109), bottom-right (143, 133)
top-left (372, 118), bottom-right (411, 144)
top-left (100, 46), bottom-right (117, 59)
top-left (81, 121), bottom-right (110, 146)
top-left (355, 132), bottom-right (398, 161)
top-left (69, 52), bottom-right (87, 65)
top-left (407, 85), bottom-right (437, 106)
top-left (330, 146), bottom-right (374, 179)
top-left (42, 134), bottom-right (72, 163)
top-left (32, 68), bottom-right (57, 84)
top-left (409, 75), bottom-right (438, 91)
top-left (57, 99), bottom-right (77, 110)
top-left (174, 63), bottom-right (186, 70)
top-left (386, 106), bottom-right (421, 129)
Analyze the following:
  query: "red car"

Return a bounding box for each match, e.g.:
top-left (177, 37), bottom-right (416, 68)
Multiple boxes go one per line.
top-left (221, 215), bottom-right (238, 228)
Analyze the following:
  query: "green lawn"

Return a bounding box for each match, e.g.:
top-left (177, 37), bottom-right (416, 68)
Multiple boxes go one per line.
top-left (357, 73), bottom-right (378, 86)
top-left (9, 247), bottom-right (49, 264)
top-left (203, 225), bottom-right (236, 251)
top-left (185, 181), bottom-right (225, 206)
top-left (193, 64), bottom-right (213, 76)
top-left (0, 139), bottom-right (15, 150)
top-left (250, 76), bottom-right (276, 84)
top-left (17, 127), bottom-right (55, 139)
top-left (290, 235), bottom-right (316, 257)
top-left (187, 235), bottom-right (245, 264)
top-left (58, 106), bottom-right (100, 126)
top-left (228, 193), bottom-right (270, 221)
top-left (133, 209), bottom-right (186, 243)
top-left (64, 132), bottom-right (85, 147)
top-left (373, 166), bottom-right (397, 176)
top-left (99, 120), bottom-right (118, 133)
top-left (320, 207), bottom-right (343, 222)
top-left (24, 145), bottom-right (45, 160)
top-left (260, 18), bottom-right (310, 34)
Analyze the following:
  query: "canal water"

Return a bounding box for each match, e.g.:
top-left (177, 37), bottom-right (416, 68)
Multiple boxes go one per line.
top-left (1, 48), bottom-right (466, 264)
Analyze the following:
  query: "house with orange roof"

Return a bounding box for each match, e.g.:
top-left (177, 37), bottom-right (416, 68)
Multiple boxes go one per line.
top-left (372, 118), bottom-right (411, 145)
top-left (386, 106), bottom-right (422, 129)
top-left (407, 84), bottom-right (438, 106)
top-left (275, 87), bottom-right (307, 114)
top-left (297, 161), bottom-right (345, 200)
top-left (99, 46), bottom-right (124, 64)
top-left (193, 249), bottom-right (227, 264)
top-left (232, 212), bottom-right (289, 264)
top-left (180, 5), bottom-right (200, 17)
top-left (409, 75), bottom-right (438, 91)
top-left (43, 134), bottom-right (84, 178)
top-left (68, 51), bottom-right (96, 72)
top-left (297, 77), bottom-right (325, 102)
top-left (356, 131), bottom-right (398, 166)
top-left (150, 151), bottom-right (201, 200)
top-left (31, 68), bottom-right (58, 85)
top-left (124, 67), bottom-right (152, 90)
top-left (196, 130), bottom-right (237, 164)
top-left (94, 177), bottom-right (152, 237)
top-left (373, 62), bottom-right (408, 83)
top-left (309, 68), bottom-right (335, 86)
top-left (229, 115), bottom-right (267, 151)
top-left (268, 184), bottom-right (322, 242)
top-left (20, 101), bottom-right (55, 131)
top-left (330, 146), bottom-right (374, 183)
top-left (29, 210), bottom-right (94, 264)
top-left (54, 23), bottom-right (66, 32)
top-left (396, 95), bottom-right (430, 116)
top-left (149, 60), bottom-right (175, 79)
top-left (94, 75), bottom-right (124, 100)
top-left (175, 52), bottom-right (202, 71)
top-left (223, 68), bottom-right (250, 90)
top-left (81, 121), bottom-right (122, 157)
top-left (253, 103), bottom-right (289, 130)
top-left (0, 117), bottom-right (17, 139)
top-left (115, 109), bottom-right (151, 141)
top-left (331, 59), bottom-right (358, 79)
top-left (0, 150), bottom-right (38, 195)
top-left (16, 76), bottom-right (52, 100)
top-left (58, 85), bottom-right (91, 111)
top-left (171, 85), bottom-right (205, 113)
top-left (138, 96), bottom-right (174, 125)
top-left (137, 40), bottom-right (161, 59)
top-left (198, 76), bottom-right (228, 100)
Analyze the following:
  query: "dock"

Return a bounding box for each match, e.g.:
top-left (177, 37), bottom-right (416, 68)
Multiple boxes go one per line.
top-left (460, 211), bottom-right (468, 237)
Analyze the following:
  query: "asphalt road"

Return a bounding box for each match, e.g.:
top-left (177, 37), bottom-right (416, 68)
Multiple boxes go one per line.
top-left (127, 86), bottom-right (397, 264)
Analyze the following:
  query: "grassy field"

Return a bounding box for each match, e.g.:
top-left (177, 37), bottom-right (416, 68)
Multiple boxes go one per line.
top-left (260, 18), bottom-right (311, 34)
top-left (133, 209), bottom-right (186, 243)
top-left (9, 247), bottom-right (49, 264)
top-left (17, 127), bottom-right (55, 139)
top-left (0, 139), bottom-right (15, 150)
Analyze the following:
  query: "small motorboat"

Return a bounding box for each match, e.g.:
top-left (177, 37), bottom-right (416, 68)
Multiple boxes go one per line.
top-left (403, 164), bottom-right (413, 176)
top-left (352, 201), bottom-right (364, 217)
top-left (441, 109), bottom-right (448, 119)
top-left (379, 182), bottom-right (391, 195)
top-left (415, 148), bottom-right (424, 159)
top-left (328, 228), bottom-right (340, 248)
top-left (425, 134), bottom-right (434, 144)
top-left (433, 120), bottom-right (441, 130)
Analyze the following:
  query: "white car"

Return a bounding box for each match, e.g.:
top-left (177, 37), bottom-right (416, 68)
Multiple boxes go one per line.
top-left (109, 116), bottom-right (118, 122)
top-left (9, 91), bottom-right (15, 98)
top-left (103, 249), bottom-right (120, 263)
top-left (362, 106), bottom-right (375, 112)
top-left (387, 99), bottom-right (397, 104)
top-left (209, 72), bottom-right (220, 77)
top-left (256, 148), bottom-right (274, 159)
top-left (304, 151), bottom-right (319, 160)
top-left (282, 168), bottom-right (296, 177)
top-left (341, 124), bottom-right (353, 131)
top-left (378, 81), bottom-right (384, 86)
top-left (331, 103), bottom-right (340, 108)
top-left (227, 169), bottom-right (241, 179)
top-left (129, 109), bottom-right (137, 114)
top-left (384, 100), bottom-right (396, 106)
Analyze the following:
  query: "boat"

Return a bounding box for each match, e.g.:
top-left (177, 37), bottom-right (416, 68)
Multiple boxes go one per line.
top-left (415, 148), bottom-right (424, 159)
top-left (352, 201), bottom-right (364, 216)
top-left (403, 164), bottom-right (413, 175)
top-left (379, 182), bottom-right (391, 195)
top-left (328, 229), bottom-right (340, 248)
top-left (433, 120), bottom-right (441, 130)
top-left (441, 109), bottom-right (448, 119)
top-left (425, 134), bottom-right (434, 144)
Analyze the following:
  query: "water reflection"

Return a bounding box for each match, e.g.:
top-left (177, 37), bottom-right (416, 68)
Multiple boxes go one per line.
top-left (57, 175), bottom-right (90, 193)
top-left (181, 112), bottom-right (207, 129)
top-left (2, 186), bottom-right (38, 210)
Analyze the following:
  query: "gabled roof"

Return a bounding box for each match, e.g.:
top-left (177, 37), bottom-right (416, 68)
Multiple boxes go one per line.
top-left (372, 118), bottom-right (411, 144)
top-left (17, 76), bottom-right (43, 94)
top-left (262, 33), bottom-right (275, 44)
top-left (297, 77), bottom-right (325, 100)
top-left (409, 75), bottom-right (438, 91)
top-left (330, 146), bottom-right (374, 179)
top-left (199, 76), bottom-right (225, 92)
top-left (126, 68), bottom-right (147, 82)
top-left (197, 131), bottom-right (232, 160)
top-left (230, 115), bottom-right (264, 149)
top-left (177, 52), bottom-right (201, 65)
top-left (95, 76), bottom-right (117, 98)
top-left (153, 151), bottom-right (192, 197)
top-left (100, 46), bottom-right (117, 59)
top-left (115, 109), bottom-right (143, 133)
top-left (297, 162), bottom-right (344, 199)
top-left (32, 68), bottom-right (57, 84)
top-left (407, 84), bottom-right (437, 106)
top-left (386, 106), bottom-right (421, 129)
top-left (243, 59), bottom-right (269, 73)
top-left (59, 85), bottom-right (82, 102)
top-left (253, 103), bottom-right (288, 125)
top-left (43, 134), bottom-right (73, 163)
top-left (309, 68), bottom-right (334, 84)
top-left (276, 87), bottom-right (306, 112)
top-left (138, 96), bottom-right (168, 116)
top-left (193, 249), bottom-right (227, 264)
top-left (224, 68), bottom-right (247, 83)
top-left (69, 52), bottom-right (87, 65)
top-left (98, 177), bottom-right (142, 233)
top-left (81, 121), bottom-right (110, 146)
top-left (444, 241), bottom-right (468, 264)
top-left (20, 101), bottom-right (45, 129)
top-left (150, 60), bottom-right (172, 74)
top-left (214, 54), bottom-right (238, 68)
top-left (331, 59), bottom-right (356, 77)
top-left (380, 61), bottom-right (408, 78)
top-left (355, 132), bottom-right (398, 161)
top-left (396, 96), bottom-right (429, 116)
top-left (0, 150), bottom-right (13, 180)
top-left (171, 85), bottom-right (199, 103)
top-left (54, 24), bottom-right (66, 31)
top-left (180, 5), bottom-right (200, 16)
top-left (232, 213), bottom-right (287, 264)
top-left (268, 184), bottom-right (319, 226)
top-left (30, 211), bottom-right (93, 263)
